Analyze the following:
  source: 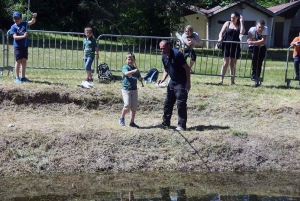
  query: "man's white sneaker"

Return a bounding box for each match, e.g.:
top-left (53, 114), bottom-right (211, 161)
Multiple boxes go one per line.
top-left (176, 126), bottom-right (185, 131)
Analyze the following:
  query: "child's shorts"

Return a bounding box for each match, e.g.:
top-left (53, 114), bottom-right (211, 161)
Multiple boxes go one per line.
top-left (84, 57), bottom-right (94, 71)
top-left (14, 47), bottom-right (28, 61)
top-left (122, 89), bottom-right (138, 111)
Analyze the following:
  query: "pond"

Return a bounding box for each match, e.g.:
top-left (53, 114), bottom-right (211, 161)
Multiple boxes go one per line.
top-left (0, 172), bottom-right (299, 200)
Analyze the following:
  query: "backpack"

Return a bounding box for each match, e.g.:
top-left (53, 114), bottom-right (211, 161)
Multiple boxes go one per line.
top-left (97, 63), bottom-right (115, 82)
top-left (144, 68), bottom-right (159, 83)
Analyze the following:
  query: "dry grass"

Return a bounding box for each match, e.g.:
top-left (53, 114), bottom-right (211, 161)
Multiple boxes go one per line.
top-left (0, 69), bottom-right (300, 177)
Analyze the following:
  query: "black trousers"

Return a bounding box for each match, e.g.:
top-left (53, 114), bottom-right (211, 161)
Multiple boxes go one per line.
top-left (250, 46), bottom-right (267, 78)
top-left (163, 82), bottom-right (188, 129)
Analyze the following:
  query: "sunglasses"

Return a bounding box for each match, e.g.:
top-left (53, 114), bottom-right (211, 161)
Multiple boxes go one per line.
top-left (13, 17), bottom-right (20, 20)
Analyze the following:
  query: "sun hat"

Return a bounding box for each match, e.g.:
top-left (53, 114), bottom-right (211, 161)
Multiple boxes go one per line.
top-left (13, 11), bottom-right (22, 19)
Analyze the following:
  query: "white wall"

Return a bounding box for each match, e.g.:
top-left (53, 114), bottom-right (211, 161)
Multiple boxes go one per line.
top-left (208, 5), bottom-right (272, 48)
top-left (182, 13), bottom-right (207, 47)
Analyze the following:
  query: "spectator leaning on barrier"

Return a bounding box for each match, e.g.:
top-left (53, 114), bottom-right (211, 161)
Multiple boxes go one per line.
top-left (10, 11), bottom-right (37, 83)
top-left (247, 20), bottom-right (268, 87)
top-left (218, 11), bottom-right (245, 85)
top-left (181, 25), bottom-right (201, 74)
top-left (157, 40), bottom-right (191, 131)
top-left (290, 31), bottom-right (300, 80)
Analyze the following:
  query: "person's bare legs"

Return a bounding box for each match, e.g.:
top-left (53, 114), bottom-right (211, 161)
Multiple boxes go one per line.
top-left (230, 58), bottom-right (237, 84)
top-left (130, 110), bottom-right (136, 123)
top-left (14, 60), bottom-right (21, 79)
top-left (21, 58), bottom-right (27, 78)
top-left (121, 109), bottom-right (128, 119)
top-left (190, 60), bottom-right (195, 73)
top-left (219, 57), bottom-right (229, 84)
top-left (86, 70), bottom-right (92, 81)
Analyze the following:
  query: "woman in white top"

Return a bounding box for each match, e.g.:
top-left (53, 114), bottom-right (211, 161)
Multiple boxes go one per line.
top-left (247, 20), bottom-right (268, 87)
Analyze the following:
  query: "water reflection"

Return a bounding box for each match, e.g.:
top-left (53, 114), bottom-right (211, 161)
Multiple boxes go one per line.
top-left (0, 172), bottom-right (299, 200)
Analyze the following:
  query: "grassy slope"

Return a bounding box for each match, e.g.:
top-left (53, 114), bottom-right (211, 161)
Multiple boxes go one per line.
top-left (0, 62), bottom-right (300, 176)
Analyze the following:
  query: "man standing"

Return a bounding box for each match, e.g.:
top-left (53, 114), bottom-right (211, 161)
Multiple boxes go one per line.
top-left (247, 20), bottom-right (268, 87)
top-left (157, 40), bottom-right (191, 131)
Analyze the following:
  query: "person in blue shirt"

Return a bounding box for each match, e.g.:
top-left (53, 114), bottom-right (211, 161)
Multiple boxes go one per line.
top-left (157, 40), bottom-right (191, 131)
top-left (10, 11), bottom-right (37, 83)
top-left (119, 54), bottom-right (143, 128)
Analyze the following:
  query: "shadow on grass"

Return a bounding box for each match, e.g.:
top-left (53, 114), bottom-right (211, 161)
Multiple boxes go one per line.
top-left (187, 125), bottom-right (230, 131)
top-left (138, 124), bottom-right (176, 130)
top-left (204, 81), bottom-right (300, 89)
top-left (139, 124), bottom-right (229, 131)
top-left (31, 80), bottom-right (67, 86)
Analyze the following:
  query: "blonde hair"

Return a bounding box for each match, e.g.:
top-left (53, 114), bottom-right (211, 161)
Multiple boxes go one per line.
top-left (84, 27), bottom-right (93, 33)
top-left (126, 53), bottom-right (135, 60)
top-left (185, 25), bottom-right (194, 33)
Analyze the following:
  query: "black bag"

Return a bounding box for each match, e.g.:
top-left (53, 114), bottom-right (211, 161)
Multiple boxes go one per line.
top-left (97, 63), bottom-right (115, 82)
top-left (216, 41), bottom-right (223, 49)
top-left (216, 22), bottom-right (230, 49)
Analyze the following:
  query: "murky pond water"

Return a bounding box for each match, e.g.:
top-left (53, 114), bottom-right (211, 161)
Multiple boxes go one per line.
top-left (0, 172), bottom-right (299, 200)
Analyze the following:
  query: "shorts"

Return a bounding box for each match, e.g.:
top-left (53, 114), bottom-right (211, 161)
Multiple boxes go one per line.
top-left (14, 46), bottom-right (28, 61)
top-left (84, 57), bottom-right (94, 71)
top-left (184, 49), bottom-right (196, 61)
top-left (122, 89), bottom-right (138, 111)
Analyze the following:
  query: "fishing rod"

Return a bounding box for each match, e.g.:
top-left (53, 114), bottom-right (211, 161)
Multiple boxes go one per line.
top-left (25, 0), bottom-right (30, 47)
top-left (100, 19), bottom-right (144, 87)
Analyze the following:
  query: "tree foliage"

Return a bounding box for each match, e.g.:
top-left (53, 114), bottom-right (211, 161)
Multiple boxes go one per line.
top-left (0, 0), bottom-right (294, 35)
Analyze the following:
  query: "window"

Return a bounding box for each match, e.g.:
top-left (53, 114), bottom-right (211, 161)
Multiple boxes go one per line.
top-left (244, 21), bottom-right (256, 35)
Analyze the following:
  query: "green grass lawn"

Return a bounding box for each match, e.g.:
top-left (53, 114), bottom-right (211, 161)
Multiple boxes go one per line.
top-left (1, 31), bottom-right (296, 88)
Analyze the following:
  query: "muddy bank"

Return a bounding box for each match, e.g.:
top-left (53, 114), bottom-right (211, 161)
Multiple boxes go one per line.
top-left (0, 86), bottom-right (300, 176)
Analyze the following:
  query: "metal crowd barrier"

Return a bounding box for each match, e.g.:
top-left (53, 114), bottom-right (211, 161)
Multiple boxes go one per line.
top-left (2, 29), bottom-right (267, 84)
top-left (5, 30), bottom-right (86, 75)
top-left (96, 34), bottom-right (181, 72)
top-left (0, 29), bottom-right (8, 75)
top-left (285, 46), bottom-right (299, 87)
top-left (189, 39), bottom-right (267, 84)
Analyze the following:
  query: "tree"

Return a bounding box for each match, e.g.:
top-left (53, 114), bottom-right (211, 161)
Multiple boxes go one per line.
top-left (0, 0), bottom-right (293, 34)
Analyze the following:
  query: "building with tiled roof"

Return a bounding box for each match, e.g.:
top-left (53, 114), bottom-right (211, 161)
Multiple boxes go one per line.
top-left (182, 0), bottom-right (300, 48)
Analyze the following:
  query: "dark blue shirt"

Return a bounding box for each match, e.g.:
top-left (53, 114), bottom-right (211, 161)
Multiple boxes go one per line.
top-left (162, 48), bottom-right (187, 85)
top-left (10, 22), bottom-right (28, 47)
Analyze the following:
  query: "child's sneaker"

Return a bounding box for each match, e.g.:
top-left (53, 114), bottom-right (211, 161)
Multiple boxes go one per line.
top-left (129, 122), bottom-right (139, 128)
top-left (119, 118), bottom-right (125, 126)
top-left (21, 77), bottom-right (31, 82)
top-left (14, 77), bottom-right (22, 83)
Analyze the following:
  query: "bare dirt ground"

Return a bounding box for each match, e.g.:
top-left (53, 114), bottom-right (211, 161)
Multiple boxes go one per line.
top-left (0, 82), bottom-right (300, 177)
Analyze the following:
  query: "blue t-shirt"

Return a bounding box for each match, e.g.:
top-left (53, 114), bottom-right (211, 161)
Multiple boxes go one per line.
top-left (162, 48), bottom-right (187, 85)
top-left (10, 22), bottom-right (28, 47)
top-left (121, 64), bottom-right (141, 90)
